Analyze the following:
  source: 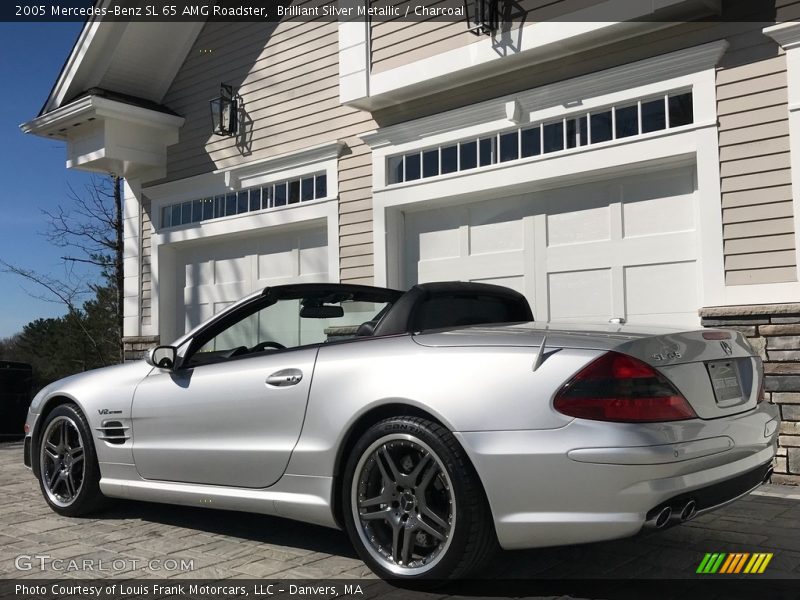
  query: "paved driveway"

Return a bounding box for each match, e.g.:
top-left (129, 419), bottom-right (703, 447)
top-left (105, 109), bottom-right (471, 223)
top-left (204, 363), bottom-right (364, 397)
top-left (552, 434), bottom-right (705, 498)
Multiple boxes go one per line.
top-left (2, 440), bottom-right (800, 592)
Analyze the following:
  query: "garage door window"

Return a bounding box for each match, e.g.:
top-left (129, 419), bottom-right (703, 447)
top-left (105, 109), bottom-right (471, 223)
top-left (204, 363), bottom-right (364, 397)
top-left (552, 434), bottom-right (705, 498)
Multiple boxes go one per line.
top-left (161, 172), bottom-right (328, 228)
top-left (386, 90), bottom-right (693, 185)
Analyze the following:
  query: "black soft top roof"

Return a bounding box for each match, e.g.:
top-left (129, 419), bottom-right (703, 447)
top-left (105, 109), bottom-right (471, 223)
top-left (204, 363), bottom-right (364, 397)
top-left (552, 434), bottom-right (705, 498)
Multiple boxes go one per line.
top-left (374, 281), bottom-right (533, 336)
top-left (261, 283), bottom-right (403, 305)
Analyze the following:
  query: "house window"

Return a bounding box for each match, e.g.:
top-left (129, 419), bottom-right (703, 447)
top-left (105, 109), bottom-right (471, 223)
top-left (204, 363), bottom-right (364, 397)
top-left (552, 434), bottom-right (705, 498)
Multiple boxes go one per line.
top-left (385, 90), bottom-right (694, 185)
top-left (161, 172), bottom-right (327, 229)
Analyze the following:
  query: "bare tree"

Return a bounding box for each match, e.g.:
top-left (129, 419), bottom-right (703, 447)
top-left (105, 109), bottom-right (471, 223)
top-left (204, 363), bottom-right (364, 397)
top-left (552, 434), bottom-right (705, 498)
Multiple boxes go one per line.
top-left (2, 174), bottom-right (124, 363)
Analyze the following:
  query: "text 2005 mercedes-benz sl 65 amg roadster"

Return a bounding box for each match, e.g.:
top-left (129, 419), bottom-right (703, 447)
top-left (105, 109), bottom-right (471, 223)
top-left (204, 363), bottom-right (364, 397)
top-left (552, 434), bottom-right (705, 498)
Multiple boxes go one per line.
top-left (23, 281), bottom-right (778, 580)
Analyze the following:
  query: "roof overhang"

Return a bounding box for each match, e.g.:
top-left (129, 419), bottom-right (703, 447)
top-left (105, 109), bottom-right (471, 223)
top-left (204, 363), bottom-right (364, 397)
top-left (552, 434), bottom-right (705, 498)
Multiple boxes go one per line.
top-left (21, 94), bottom-right (185, 180)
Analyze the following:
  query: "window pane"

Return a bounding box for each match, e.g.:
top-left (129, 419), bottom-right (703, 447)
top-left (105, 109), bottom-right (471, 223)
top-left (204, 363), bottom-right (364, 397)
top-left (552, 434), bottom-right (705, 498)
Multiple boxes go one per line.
top-left (181, 202), bottom-right (192, 224)
top-left (641, 98), bottom-right (666, 133)
top-left (590, 111), bottom-right (612, 143)
top-left (441, 145), bottom-right (458, 174)
top-left (423, 149), bottom-right (439, 177)
top-left (171, 204), bottom-right (182, 226)
top-left (387, 156), bottom-right (403, 184)
top-left (237, 191), bottom-right (248, 214)
top-left (615, 105), bottom-right (638, 139)
top-left (274, 183), bottom-right (287, 206)
top-left (201, 198), bottom-right (214, 220)
top-left (315, 174), bottom-right (327, 198)
top-left (479, 137), bottom-right (495, 166)
top-left (521, 126), bottom-right (541, 157)
top-left (543, 122), bottom-right (564, 153)
top-left (288, 180), bottom-right (300, 204)
top-left (669, 92), bottom-right (693, 127)
top-left (301, 178), bottom-right (314, 201)
top-left (460, 141), bottom-right (477, 170)
top-left (566, 116), bottom-right (587, 149)
top-left (162, 206), bottom-right (172, 228)
top-left (405, 153), bottom-right (421, 181)
top-left (263, 186), bottom-right (273, 208)
top-left (214, 195), bottom-right (225, 218)
top-left (225, 193), bottom-right (237, 216)
top-left (579, 116), bottom-right (588, 146)
top-left (249, 189), bottom-right (261, 211)
top-left (191, 199), bottom-right (203, 223)
top-left (499, 131), bottom-right (519, 162)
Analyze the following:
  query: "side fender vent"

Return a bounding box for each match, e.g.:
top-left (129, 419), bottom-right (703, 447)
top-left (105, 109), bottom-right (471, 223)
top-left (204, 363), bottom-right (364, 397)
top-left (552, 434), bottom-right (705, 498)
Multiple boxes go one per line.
top-left (96, 420), bottom-right (130, 445)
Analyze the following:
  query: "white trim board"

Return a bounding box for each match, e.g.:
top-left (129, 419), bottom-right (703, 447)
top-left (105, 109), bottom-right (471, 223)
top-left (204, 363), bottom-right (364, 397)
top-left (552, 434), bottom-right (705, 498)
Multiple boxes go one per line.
top-left (361, 41), bottom-right (728, 150)
top-left (343, 0), bottom-right (721, 109)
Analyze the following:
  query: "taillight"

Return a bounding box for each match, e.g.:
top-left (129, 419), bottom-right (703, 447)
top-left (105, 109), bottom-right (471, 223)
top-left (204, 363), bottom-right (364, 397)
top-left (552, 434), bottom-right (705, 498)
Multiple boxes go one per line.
top-left (554, 352), bottom-right (697, 423)
top-left (757, 378), bottom-right (766, 404)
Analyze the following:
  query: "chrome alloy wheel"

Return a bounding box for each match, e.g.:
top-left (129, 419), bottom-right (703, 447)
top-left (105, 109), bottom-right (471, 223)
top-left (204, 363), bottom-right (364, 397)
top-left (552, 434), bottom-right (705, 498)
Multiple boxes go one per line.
top-left (351, 434), bottom-right (455, 576)
top-left (39, 416), bottom-right (85, 508)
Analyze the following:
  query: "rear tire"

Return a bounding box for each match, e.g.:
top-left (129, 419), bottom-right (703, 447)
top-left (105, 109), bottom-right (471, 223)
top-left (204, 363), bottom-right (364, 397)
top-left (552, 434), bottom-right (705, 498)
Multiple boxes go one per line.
top-left (37, 404), bottom-right (106, 517)
top-left (342, 416), bottom-right (496, 581)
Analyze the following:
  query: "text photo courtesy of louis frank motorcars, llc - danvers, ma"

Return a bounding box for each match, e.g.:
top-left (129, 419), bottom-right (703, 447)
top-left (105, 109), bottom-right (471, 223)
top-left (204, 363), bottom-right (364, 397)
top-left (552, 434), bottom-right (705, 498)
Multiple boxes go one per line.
top-left (3, 0), bottom-right (800, 599)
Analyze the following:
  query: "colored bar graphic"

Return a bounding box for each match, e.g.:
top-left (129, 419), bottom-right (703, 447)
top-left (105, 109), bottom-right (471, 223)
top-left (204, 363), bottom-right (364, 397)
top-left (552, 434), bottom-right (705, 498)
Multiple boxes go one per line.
top-left (733, 553), bottom-right (749, 574)
top-left (719, 554), bottom-right (735, 574)
top-left (758, 553), bottom-right (773, 573)
top-left (697, 552), bottom-right (773, 574)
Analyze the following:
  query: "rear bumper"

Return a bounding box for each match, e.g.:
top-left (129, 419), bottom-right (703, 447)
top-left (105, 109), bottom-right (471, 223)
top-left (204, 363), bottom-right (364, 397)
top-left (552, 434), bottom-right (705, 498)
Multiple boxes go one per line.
top-left (456, 402), bottom-right (779, 550)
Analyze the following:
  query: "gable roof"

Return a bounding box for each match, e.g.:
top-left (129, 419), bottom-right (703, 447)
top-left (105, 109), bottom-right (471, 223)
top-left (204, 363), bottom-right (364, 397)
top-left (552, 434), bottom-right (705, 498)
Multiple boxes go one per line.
top-left (41, 3), bottom-right (204, 117)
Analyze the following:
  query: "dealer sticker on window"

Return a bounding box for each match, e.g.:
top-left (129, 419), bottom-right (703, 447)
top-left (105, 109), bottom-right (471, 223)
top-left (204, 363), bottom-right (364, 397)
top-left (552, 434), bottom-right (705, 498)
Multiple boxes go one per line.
top-left (706, 360), bottom-right (743, 405)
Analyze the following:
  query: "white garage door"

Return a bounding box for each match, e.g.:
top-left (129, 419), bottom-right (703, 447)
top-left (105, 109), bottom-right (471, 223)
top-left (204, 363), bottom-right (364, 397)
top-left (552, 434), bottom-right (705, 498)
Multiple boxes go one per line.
top-left (176, 226), bottom-right (329, 335)
top-left (404, 166), bottom-right (700, 327)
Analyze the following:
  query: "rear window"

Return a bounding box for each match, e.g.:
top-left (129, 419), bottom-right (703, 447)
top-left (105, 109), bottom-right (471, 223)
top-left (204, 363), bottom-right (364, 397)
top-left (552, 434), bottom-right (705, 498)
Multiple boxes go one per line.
top-left (410, 295), bottom-right (530, 331)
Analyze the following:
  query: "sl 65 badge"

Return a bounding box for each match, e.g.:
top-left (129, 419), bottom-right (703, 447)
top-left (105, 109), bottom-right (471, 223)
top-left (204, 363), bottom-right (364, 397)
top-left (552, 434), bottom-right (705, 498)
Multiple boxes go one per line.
top-left (651, 351), bottom-right (682, 361)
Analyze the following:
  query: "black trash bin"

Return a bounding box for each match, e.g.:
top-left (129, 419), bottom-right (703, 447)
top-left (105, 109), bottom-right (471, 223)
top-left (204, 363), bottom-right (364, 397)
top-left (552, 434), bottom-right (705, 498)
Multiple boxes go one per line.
top-left (0, 362), bottom-right (33, 440)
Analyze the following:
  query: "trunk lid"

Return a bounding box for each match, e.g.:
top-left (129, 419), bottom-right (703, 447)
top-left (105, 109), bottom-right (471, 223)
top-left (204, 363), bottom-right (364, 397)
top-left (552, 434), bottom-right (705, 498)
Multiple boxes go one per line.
top-left (413, 323), bottom-right (761, 419)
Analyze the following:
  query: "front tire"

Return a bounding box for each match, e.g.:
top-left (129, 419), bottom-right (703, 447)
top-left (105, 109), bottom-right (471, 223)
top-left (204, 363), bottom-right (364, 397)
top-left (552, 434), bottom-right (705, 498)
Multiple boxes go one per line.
top-left (37, 404), bottom-right (105, 516)
top-left (342, 416), bottom-right (496, 581)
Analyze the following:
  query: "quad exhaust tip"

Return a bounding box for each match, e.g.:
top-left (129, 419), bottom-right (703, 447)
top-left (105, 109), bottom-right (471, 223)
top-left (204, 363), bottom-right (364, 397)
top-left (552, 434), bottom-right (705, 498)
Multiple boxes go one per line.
top-left (679, 499), bottom-right (697, 522)
top-left (763, 467), bottom-right (774, 484)
top-left (646, 506), bottom-right (672, 529)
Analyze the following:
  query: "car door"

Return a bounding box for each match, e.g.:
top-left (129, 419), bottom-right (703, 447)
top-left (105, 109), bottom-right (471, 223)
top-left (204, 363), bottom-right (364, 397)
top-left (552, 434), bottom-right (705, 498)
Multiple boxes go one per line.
top-left (131, 297), bottom-right (316, 489)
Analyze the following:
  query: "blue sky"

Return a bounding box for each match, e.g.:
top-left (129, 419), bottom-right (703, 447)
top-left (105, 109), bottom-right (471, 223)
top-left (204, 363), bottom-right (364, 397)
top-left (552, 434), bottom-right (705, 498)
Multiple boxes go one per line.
top-left (0, 22), bottom-right (98, 339)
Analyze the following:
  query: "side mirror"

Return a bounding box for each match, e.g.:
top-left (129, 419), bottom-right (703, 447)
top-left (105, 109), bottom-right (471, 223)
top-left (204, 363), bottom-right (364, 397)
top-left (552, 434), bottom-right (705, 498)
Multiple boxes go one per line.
top-left (146, 346), bottom-right (178, 370)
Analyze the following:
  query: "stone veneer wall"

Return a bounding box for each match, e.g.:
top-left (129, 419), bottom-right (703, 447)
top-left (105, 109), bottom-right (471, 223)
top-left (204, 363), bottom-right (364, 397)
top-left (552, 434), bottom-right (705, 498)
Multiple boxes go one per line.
top-left (700, 304), bottom-right (800, 485)
top-left (122, 336), bottom-right (160, 362)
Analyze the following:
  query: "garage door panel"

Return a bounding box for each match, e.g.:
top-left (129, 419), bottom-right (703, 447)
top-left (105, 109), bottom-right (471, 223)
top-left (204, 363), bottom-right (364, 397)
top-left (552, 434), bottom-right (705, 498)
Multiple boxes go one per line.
top-left (403, 166), bottom-right (699, 327)
top-left (548, 269), bottom-right (613, 322)
top-left (184, 260), bottom-right (212, 288)
top-left (546, 231), bottom-right (697, 272)
top-left (214, 255), bottom-right (251, 285)
top-left (546, 204), bottom-right (611, 247)
top-left (469, 219), bottom-right (524, 255)
top-left (298, 229), bottom-right (329, 278)
top-left (621, 166), bottom-right (695, 204)
top-left (623, 192), bottom-right (694, 238)
top-left (624, 261), bottom-right (698, 320)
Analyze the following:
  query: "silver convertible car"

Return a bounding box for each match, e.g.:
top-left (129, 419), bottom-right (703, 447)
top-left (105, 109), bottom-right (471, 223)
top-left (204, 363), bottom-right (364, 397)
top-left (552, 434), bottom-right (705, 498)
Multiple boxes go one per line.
top-left (23, 282), bottom-right (778, 580)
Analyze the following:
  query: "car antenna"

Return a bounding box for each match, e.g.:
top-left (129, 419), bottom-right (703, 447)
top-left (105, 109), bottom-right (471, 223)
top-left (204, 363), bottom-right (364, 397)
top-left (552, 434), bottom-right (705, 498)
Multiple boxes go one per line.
top-left (532, 334), bottom-right (547, 372)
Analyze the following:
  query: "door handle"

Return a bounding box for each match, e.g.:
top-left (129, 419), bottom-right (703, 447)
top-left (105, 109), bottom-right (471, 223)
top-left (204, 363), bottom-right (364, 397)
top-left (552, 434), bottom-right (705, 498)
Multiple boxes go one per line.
top-left (266, 368), bottom-right (303, 387)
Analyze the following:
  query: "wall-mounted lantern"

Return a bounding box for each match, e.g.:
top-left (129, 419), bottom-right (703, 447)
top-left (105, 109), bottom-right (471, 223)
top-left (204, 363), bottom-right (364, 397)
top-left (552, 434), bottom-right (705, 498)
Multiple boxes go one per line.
top-left (210, 84), bottom-right (238, 136)
top-left (463, 0), bottom-right (499, 36)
